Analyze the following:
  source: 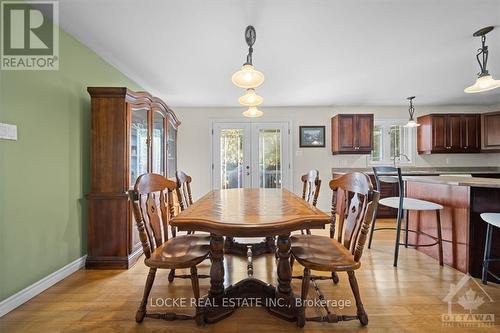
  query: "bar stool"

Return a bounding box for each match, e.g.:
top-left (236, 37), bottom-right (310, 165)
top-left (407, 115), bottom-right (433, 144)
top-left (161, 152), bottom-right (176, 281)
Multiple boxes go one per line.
top-left (369, 166), bottom-right (444, 267)
top-left (480, 213), bottom-right (500, 285)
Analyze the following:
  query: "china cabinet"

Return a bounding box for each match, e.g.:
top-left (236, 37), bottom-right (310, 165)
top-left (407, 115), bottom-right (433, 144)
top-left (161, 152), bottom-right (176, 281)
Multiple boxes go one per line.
top-left (86, 87), bottom-right (180, 269)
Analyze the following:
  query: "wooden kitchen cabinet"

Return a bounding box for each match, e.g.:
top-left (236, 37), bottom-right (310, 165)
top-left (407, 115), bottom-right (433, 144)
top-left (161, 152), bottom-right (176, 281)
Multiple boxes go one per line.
top-left (331, 114), bottom-right (373, 154)
top-left (482, 111), bottom-right (500, 152)
top-left (417, 114), bottom-right (480, 154)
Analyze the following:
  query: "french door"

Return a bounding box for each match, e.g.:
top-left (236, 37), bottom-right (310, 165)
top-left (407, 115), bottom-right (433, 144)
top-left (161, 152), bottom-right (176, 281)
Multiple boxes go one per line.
top-left (212, 121), bottom-right (290, 190)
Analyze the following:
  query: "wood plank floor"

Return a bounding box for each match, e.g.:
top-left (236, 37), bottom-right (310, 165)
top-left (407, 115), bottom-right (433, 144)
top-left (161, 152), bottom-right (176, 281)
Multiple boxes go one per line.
top-left (1, 220), bottom-right (499, 332)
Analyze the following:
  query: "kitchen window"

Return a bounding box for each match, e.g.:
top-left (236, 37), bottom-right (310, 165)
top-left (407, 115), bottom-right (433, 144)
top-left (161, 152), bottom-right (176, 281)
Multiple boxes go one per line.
top-left (369, 120), bottom-right (415, 165)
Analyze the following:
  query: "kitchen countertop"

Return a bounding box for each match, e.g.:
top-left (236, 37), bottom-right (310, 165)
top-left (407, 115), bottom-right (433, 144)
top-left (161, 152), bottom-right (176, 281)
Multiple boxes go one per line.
top-left (404, 175), bottom-right (500, 188)
top-left (332, 167), bottom-right (500, 175)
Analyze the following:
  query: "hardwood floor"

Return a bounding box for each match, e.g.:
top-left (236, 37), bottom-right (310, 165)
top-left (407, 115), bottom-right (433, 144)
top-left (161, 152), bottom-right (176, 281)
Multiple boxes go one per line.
top-left (1, 219), bottom-right (499, 332)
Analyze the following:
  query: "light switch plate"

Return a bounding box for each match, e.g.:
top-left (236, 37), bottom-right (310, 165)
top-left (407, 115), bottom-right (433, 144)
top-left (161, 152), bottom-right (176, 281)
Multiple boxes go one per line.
top-left (0, 123), bottom-right (18, 141)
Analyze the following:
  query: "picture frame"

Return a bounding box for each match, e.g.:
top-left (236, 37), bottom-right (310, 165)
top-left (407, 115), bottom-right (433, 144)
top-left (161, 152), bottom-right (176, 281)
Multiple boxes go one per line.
top-left (299, 126), bottom-right (326, 147)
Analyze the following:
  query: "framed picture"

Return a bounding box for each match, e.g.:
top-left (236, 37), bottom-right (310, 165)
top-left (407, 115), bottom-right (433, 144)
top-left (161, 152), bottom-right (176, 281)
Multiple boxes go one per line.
top-left (299, 126), bottom-right (326, 147)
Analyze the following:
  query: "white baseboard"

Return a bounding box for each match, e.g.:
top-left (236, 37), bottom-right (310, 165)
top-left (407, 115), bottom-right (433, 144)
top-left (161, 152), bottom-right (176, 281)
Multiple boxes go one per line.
top-left (0, 255), bottom-right (87, 317)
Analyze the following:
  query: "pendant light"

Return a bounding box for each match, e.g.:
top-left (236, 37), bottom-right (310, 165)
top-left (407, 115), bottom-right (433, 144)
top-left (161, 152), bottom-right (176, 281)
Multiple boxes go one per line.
top-left (232, 26), bottom-right (265, 89)
top-left (238, 88), bottom-right (263, 106)
top-left (465, 26), bottom-right (500, 93)
top-left (242, 106), bottom-right (263, 118)
top-left (233, 26), bottom-right (265, 118)
top-left (404, 96), bottom-right (420, 128)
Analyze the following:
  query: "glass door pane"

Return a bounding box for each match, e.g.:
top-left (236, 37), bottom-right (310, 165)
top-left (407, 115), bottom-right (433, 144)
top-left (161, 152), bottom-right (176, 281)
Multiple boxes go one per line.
top-left (220, 129), bottom-right (245, 189)
top-left (212, 123), bottom-right (251, 189)
top-left (130, 108), bottom-right (149, 185)
top-left (212, 122), bottom-right (290, 190)
top-left (258, 129), bottom-right (282, 188)
top-left (167, 121), bottom-right (177, 178)
top-left (152, 111), bottom-right (165, 175)
top-left (251, 123), bottom-right (290, 189)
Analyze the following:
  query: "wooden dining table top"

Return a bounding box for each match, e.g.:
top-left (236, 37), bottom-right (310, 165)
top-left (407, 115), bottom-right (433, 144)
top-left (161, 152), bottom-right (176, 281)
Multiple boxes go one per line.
top-left (170, 188), bottom-right (330, 237)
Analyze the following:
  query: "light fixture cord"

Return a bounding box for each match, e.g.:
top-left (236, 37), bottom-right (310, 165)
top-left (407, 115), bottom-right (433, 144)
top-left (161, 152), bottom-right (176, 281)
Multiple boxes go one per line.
top-left (476, 35), bottom-right (489, 76)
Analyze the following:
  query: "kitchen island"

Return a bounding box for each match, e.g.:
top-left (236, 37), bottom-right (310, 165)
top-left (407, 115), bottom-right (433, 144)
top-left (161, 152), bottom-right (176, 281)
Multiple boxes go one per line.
top-left (332, 167), bottom-right (500, 218)
top-left (405, 175), bottom-right (500, 281)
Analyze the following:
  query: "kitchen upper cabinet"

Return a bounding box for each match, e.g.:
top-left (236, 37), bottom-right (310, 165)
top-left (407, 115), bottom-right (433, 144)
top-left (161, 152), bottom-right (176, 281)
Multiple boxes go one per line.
top-left (482, 111), bottom-right (500, 152)
top-left (417, 114), bottom-right (481, 154)
top-left (331, 114), bottom-right (373, 154)
top-left (448, 114), bottom-right (463, 151)
top-left (462, 114), bottom-right (481, 152)
top-left (430, 115), bottom-right (447, 152)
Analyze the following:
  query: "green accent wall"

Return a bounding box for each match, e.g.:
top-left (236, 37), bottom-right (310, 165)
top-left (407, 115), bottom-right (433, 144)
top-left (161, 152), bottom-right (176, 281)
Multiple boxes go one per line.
top-left (0, 28), bottom-right (141, 301)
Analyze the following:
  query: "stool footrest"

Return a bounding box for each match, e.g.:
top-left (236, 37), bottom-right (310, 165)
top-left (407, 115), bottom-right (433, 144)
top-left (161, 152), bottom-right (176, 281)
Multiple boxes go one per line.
top-left (484, 270), bottom-right (500, 282)
top-left (398, 241), bottom-right (439, 247)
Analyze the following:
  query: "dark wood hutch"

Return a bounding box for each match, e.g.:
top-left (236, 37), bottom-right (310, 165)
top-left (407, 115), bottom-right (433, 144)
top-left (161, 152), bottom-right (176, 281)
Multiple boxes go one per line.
top-left (86, 87), bottom-right (180, 269)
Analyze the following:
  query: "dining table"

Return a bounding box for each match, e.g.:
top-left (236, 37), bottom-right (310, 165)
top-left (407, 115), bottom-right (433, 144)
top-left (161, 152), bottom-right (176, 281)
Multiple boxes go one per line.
top-left (169, 188), bottom-right (331, 324)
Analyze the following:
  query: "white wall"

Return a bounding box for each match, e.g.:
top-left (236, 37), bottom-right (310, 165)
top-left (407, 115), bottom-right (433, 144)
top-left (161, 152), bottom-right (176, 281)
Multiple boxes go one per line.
top-left (176, 105), bottom-right (500, 211)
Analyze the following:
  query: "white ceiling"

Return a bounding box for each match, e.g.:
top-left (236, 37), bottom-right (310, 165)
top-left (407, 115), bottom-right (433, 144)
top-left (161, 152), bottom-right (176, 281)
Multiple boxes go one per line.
top-left (56, 0), bottom-right (500, 107)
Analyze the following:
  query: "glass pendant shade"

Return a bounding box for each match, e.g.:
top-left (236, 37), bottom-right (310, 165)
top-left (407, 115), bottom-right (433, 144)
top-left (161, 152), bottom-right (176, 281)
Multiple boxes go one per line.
top-left (404, 119), bottom-right (420, 128)
top-left (464, 75), bottom-right (500, 93)
top-left (242, 106), bottom-right (263, 118)
top-left (238, 89), bottom-right (263, 106)
top-left (232, 64), bottom-right (265, 88)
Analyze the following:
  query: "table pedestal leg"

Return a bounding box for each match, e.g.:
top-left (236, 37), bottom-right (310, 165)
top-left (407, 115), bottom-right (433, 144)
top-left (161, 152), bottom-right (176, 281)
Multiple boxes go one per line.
top-left (205, 234), bottom-right (233, 323)
top-left (269, 233), bottom-right (298, 321)
top-left (203, 233), bottom-right (298, 324)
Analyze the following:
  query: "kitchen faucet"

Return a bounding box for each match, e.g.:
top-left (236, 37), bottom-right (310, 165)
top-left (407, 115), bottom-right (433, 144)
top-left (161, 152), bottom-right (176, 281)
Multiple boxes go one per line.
top-left (392, 153), bottom-right (410, 166)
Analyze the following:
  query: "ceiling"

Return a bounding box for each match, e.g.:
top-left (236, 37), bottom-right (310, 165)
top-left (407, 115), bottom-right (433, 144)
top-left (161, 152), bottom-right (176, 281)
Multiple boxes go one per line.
top-left (56, 0), bottom-right (500, 107)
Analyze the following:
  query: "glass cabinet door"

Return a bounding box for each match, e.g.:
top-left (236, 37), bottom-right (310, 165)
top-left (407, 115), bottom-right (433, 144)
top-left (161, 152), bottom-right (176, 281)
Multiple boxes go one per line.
top-left (130, 108), bottom-right (149, 185)
top-left (167, 121), bottom-right (177, 178)
top-left (152, 111), bottom-right (166, 176)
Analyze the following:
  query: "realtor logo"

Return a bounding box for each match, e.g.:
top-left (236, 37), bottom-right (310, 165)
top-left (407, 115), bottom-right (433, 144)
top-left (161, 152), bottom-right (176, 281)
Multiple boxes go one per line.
top-left (442, 274), bottom-right (495, 328)
top-left (1, 1), bottom-right (59, 70)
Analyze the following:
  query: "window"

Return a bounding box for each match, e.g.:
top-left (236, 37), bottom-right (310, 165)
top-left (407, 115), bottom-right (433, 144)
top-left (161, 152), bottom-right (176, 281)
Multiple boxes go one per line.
top-left (369, 120), bottom-right (415, 165)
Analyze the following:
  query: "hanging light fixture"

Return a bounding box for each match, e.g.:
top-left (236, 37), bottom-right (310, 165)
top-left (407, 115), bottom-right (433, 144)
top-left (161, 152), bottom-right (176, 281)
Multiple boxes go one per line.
top-left (465, 26), bottom-right (500, 93)
top-left (238, 88), bottom-right (263, 106)
top-left (404, 96), bottom-right (420, 128)
top-left (242, 106), bottom-right (263, 118)
top-left (232, 26), bottom-right (265, 89)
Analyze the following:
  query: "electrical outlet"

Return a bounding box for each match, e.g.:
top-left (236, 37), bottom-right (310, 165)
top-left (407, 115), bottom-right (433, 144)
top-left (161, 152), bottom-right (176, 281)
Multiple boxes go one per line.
top-left (0, 123), bottom-right (18, 140)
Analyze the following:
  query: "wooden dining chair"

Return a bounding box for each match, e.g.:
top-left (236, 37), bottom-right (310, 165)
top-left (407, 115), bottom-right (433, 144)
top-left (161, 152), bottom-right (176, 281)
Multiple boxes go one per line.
top-left (169, 170), bottom-right (199, 282)
top-left (128, 173), bottom-right (210, 325)
top-left (301, 169), bottom-right (321, 207)
top-left (299, 169), bottom-right (321, 237)
top-left (175, 170), bottom-right (194, 211)
top-left (291, 172), bottom-right (379, 327)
